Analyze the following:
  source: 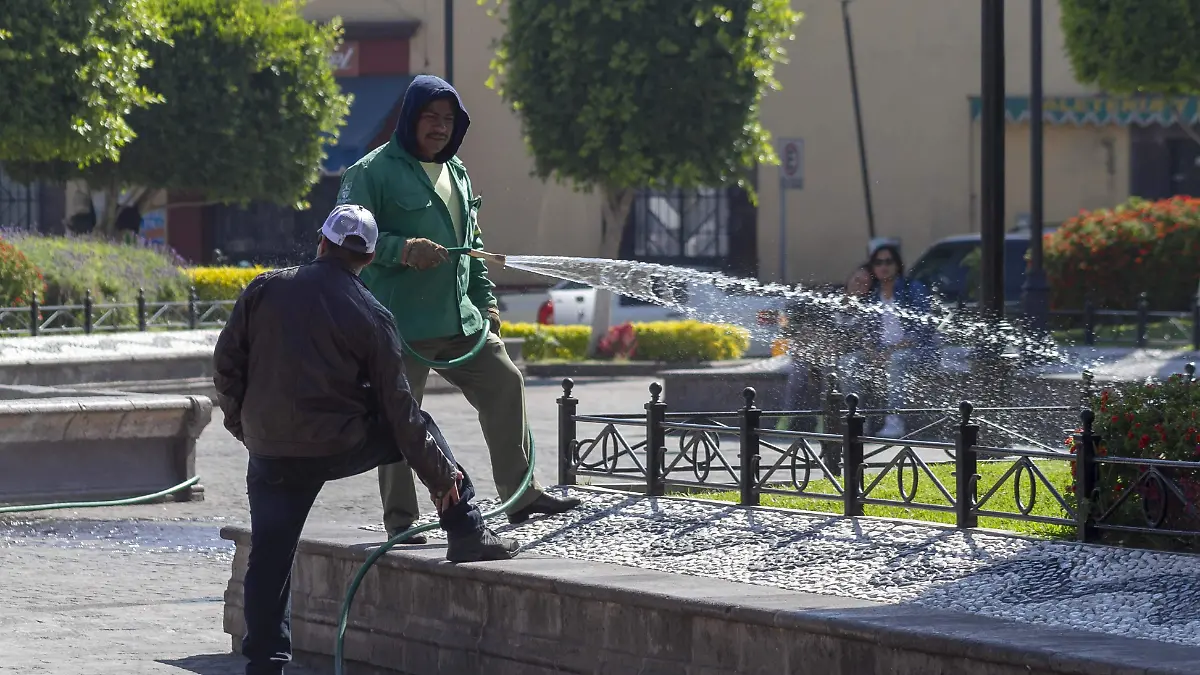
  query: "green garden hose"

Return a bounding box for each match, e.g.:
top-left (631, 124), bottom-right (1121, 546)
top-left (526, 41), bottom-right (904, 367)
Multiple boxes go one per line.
top-left (334, 251), bottom-right (539, 674)
top-left (0, 476), bottom-right (202, 514)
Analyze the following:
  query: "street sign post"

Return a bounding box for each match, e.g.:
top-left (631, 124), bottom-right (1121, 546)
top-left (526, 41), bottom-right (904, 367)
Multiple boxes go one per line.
top-left (778, 138), bottom-right (804, 282)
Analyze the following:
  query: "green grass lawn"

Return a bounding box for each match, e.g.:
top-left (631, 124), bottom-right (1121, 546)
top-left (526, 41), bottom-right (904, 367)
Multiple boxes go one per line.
top-left (1052, 318), bottom-right (1193, 348)
top-left (683, 459), bottom-right (1075, 539)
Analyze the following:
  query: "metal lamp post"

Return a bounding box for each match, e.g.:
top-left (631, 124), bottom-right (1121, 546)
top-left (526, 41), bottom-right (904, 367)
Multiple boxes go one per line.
top-left (1021, 0), bottom-right (1051, 332)
top-left (979, 0), bottom-right (1006, 318)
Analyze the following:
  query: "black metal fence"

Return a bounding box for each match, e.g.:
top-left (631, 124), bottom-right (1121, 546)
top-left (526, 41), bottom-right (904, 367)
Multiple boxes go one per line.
top-left (556, 374), bottom-right (1200, 545)
top-left (952, 290), bottom-right (1200, 349)
top-left (0, 287), bottom-right (234, 337)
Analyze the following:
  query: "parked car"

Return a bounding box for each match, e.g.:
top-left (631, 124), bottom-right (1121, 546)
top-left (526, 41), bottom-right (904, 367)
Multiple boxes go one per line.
top-left (536, 278), bottom-right (785, 358)
top-left (907, 232), bottom-right (1033, 308)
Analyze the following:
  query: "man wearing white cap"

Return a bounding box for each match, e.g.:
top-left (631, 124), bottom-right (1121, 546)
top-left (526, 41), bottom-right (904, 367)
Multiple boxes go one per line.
top-left (213, 204), bottom-right (518, 675)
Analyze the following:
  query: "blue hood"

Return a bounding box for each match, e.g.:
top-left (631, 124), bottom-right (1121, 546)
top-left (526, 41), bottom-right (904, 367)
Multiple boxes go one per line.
top-left (395, 75), bottom-right (470, 163)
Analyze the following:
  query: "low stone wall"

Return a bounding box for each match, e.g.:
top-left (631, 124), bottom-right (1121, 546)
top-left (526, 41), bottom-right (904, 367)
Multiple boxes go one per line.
top-left (0, 392), bottom-right (211, 505)
top-left (220, 522), bottom-right (1198, 675)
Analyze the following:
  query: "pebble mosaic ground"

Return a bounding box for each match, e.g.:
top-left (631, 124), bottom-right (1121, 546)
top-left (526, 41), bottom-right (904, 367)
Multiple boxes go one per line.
top-left (366, 487), bottom-right (1200, 648)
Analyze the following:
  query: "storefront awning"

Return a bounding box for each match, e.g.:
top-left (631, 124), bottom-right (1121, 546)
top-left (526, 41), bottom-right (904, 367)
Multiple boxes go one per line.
top-left (322, 75), bottom-right (414, 175)
top-left (968, 95), bottom-right (1200, 126)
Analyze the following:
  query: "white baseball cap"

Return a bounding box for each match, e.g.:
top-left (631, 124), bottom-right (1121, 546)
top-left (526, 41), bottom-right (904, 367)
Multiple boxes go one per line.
top-left (320, 204), bottom-right (379, 254)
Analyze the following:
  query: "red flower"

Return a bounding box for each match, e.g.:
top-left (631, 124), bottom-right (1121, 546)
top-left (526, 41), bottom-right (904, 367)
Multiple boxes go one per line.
top-left (1139, 434), bottom-right (1151, 449)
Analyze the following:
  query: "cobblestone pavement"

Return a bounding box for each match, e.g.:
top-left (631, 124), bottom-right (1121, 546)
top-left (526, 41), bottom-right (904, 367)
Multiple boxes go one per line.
top-left (0, 376), bottom-right (652, 675)
top-left (396, 488), bottom-right (1200, 648)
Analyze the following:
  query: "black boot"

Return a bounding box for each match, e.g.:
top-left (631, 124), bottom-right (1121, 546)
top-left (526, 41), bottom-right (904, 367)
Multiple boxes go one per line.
top-left (446, 528), bottom-right (520, 562)
top-left (507, 493), bottom-right (582, 525)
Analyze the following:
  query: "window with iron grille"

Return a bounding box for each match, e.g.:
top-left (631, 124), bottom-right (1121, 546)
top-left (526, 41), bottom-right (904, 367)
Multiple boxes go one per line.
top-left (0, 164), bottom-right (38, 231)
top-left (630, 187), bottom-right (730, 263)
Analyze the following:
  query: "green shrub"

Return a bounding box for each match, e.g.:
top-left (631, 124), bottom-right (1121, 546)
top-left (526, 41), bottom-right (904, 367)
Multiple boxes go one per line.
top-left (501, 322), bottom-right (591, 360)
top-left (185, 266), bottom-right (270, 301)
top-left (6, 233), bottom-right (188, 305)
top-left (1044, 196), bottom-right (1200, 311)
top-left (500, 320), bottom-right (750, 362)
top-left (1079, 374), bottom-right (1200, 551)
top-left (630, 320), bottom-right (750, 361)
top-left (0, 238), bottom-right (45, 307)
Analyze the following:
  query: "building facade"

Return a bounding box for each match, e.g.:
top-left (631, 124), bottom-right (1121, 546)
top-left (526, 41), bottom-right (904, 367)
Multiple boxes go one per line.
top-left (163, 0), bottom-right (1199, 287)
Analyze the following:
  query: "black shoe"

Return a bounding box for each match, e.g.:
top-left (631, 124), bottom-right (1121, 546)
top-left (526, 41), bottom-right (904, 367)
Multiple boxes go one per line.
top-left (507, 493), bottom-right (582, 525)
top-left (446, 528), bottom-right (519, 563)
top-left (385, 528), bottom-right (428, 545)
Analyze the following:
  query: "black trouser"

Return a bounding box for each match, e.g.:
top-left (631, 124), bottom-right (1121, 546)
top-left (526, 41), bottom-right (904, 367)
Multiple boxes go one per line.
top-left (241, 414), bottom-right (483, 675)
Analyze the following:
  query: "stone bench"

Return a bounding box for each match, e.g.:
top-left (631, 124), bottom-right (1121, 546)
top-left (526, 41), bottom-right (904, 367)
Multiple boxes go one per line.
top-left (0, 387), bottom-right (210, 505)
top-left (220, 519), bottom-right (1199, 675)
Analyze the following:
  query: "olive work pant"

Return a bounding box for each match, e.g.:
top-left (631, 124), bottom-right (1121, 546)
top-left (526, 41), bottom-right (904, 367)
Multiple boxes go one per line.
top-left (378, 330), bottom-right (543, 532)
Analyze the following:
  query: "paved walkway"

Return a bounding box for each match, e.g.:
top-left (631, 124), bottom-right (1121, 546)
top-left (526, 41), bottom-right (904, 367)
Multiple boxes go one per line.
top-left (0, 376), bottom-right (650, 674)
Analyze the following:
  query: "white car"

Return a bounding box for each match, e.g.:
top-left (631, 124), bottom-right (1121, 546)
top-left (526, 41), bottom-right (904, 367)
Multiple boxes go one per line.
top-left (536, 279), bottom-right (784, 357)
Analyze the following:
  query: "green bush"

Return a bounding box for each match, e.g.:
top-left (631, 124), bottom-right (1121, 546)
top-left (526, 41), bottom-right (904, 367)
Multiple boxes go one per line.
top-left (0, 238), bottom-right (45, 307)
top-left (185, 266), bottom-right (270, 301)
top-left (5, 233), bottom-right (189, 305)
top-left (628, 321), bottom-right (750, 361)
top-left (1080, 374), bottom-right (1200, 551)
top-left (500, 320), bottom-right (750, 362)
top-left (1044, 196), bottom-right (1200, 311)
top-left (501, 322), bottom-right (591, 361)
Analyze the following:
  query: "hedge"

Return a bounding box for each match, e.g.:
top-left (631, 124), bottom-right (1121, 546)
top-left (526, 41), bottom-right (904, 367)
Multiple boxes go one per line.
top-left (501, 320), bottom-right (750, 362)
top-left (185, 266), bottom-right (270, 301)
top-left (1045, 196), bottom-right (1200, 311)
top-left (3, 232), bottom-right (189, 305)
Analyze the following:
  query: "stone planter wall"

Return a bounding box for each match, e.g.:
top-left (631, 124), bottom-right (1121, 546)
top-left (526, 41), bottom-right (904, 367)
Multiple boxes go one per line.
top-left (0, 392), bottom-right (211, 505)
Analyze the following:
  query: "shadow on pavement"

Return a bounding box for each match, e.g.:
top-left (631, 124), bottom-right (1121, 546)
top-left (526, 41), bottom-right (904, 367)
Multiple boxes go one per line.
top-left (159, 653), bottom-right (324, 675)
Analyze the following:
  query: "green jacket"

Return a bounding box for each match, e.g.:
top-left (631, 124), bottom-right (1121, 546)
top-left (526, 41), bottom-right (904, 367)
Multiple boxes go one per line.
top-left (336, 137), bottom-right (496, 342)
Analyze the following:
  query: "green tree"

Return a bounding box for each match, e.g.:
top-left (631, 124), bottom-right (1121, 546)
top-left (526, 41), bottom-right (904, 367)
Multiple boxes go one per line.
top-left (12, 0), bottom-right (349, 234)
top-left (0, 0), bottom-right (165, 166)
top-left (486, 0), bottom-right (801, 353)
top-left (1061, 0), bottom-right (1200, 140)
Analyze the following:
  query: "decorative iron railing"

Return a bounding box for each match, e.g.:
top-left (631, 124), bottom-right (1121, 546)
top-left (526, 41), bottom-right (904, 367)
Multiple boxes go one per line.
top-left (556, 367), bottom-right (1200, 545)
top-left (0, 287), bottom-right (234, 337)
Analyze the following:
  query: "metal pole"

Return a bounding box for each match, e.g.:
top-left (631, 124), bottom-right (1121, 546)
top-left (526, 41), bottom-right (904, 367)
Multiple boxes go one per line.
top-left (979, 0), bottom-right (1006, 317)
top-left (1021, 0), bottom-right (1050, 332)
top-left (841, 0), bottom-right (876, 241)
top-left (444, 0), bottom-right (454, 85)
top-left (779, 187), bottom-right (787, 282)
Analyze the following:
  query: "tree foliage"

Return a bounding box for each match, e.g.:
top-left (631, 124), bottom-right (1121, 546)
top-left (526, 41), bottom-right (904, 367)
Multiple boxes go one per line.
top-left (12, 0), bottom-right (349, 229)
top-left (485, 0), bottom-right (800, 356)
top-left (0, 0), bottom-right (165, 165)
top-left (1060, 0), bottom-right (1200, 94)
top-left (485, 0), bottom-right (802, 213)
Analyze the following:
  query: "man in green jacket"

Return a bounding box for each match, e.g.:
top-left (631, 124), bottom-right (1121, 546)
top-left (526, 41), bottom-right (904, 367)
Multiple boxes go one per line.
top-left (336, 75), bottom-right (580, 539)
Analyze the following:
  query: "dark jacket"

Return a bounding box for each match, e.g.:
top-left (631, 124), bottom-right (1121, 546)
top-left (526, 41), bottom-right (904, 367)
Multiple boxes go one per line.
top-left (337, 74), bottom-right (496, 342)
top-left (212, 256), bottom-right (457, 493)
top-left (867, 276), bottom-right (940, 357)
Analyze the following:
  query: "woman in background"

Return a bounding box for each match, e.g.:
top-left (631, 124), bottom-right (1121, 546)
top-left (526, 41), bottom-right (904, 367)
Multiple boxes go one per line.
top-left (778, 263), bottom-right (872, 430)
top-left (839, 244), bottom-right (939, 438)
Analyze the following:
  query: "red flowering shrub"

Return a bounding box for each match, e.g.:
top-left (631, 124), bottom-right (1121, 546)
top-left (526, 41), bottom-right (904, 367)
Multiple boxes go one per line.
top-left (597, 322), bottom-right (637, 360)
top-left (0, 238), bottom-right (45, 308)
top-left (1082, 374), bottom-right (1200, 543)
top-left (1045, 195), bottom-right (1200, 311)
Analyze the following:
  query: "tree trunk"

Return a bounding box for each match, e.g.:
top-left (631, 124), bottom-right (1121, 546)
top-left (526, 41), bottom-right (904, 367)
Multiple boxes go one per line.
top-left (94, 183), bottom-right (122, 236)
top-left (586, 186), bottom-right (635, 358)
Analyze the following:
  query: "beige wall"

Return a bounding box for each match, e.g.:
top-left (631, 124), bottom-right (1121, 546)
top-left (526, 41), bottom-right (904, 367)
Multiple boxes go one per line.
top-left (310, 0), bottom-right (1126, 286)
top-left (757, 0), bottom-right (1124, 284)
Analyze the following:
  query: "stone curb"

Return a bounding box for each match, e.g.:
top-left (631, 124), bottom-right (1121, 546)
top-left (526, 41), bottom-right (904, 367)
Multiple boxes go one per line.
top-left (220, 517), bottom-right (1200, 675)
top-left (524, 359), bottom-right (758, 378)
